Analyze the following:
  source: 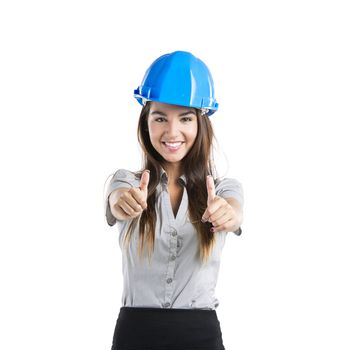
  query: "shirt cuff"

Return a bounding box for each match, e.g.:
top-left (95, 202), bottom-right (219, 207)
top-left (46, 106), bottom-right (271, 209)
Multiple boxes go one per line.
top-left (234, 227), bottom-right (242, 236)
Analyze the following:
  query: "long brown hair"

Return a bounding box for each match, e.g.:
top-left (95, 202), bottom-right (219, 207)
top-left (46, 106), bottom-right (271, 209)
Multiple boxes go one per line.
top-left (122, 101), bottom-right (219, 265)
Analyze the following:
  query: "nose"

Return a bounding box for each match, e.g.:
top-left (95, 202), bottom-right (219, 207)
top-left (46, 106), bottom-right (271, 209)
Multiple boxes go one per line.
top-left (165, 119), bottom-right (181, 137)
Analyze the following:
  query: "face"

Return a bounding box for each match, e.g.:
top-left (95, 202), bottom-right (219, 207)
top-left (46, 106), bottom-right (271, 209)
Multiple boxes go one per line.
top-left (147, 101), bottom-right (198, 167)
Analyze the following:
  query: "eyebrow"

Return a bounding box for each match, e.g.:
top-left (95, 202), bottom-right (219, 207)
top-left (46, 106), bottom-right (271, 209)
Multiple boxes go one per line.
top-left (150, 110), bottom-right (196, 117)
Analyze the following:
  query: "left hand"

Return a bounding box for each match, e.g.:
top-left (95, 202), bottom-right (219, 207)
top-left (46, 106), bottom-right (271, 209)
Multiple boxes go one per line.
top-left (201, 175), bottom-right (239, 233)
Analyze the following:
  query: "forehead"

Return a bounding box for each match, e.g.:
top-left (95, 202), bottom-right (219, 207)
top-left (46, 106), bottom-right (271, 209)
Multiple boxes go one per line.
top-left (149, 101), bottom-right (196, 115)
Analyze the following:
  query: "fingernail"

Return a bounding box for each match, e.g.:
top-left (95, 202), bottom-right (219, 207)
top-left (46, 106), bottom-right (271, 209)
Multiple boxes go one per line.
top-left (201, 217), bottom-right (207, 223)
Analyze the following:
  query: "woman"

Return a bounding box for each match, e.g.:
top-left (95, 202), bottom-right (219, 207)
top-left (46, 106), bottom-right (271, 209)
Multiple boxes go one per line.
top-left (105, 51), bottom-right (244, 350)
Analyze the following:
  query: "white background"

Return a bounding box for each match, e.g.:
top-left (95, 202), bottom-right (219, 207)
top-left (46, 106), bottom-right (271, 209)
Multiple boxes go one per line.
top-left (1, 0), bottom-right (349, 349)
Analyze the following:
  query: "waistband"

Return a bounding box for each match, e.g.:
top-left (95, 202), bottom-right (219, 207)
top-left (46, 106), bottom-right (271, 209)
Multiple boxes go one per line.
top-left (118, 306), bottom-right (219, 324)
top-left (119, 306), bottom-right (216, 314)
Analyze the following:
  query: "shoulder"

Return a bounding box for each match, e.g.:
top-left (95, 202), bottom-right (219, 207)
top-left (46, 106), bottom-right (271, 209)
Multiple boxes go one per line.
top-left (214, 176), bottom-right (243, 190)
top-left (109, 168), bottom-right (141, 187)
top-left (113, 168), bottom-right (138, 179)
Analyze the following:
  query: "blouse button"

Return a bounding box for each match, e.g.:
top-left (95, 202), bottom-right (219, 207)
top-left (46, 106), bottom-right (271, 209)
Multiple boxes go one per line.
top-left (166, 278), bottom-right (173, 284)
top-left (171, 254), bottom-right (176, 261)
top-left (163, 302), bottom-right (171, 308)
top-left (171, 230), bottom-right (177, 237)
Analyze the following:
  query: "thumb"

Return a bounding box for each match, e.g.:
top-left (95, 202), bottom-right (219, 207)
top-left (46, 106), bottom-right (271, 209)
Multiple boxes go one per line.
top-left (206, 175), bottom-right (216, 203)
top-left (139, 170), bottom-right (150, 193)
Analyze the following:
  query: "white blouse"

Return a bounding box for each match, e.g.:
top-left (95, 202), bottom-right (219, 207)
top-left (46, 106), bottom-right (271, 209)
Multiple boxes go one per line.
top-left (104, 167), bottom-right (244, 310)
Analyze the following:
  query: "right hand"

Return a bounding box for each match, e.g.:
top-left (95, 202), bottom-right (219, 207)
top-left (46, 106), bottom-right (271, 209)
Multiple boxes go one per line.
top-left (112, 170), bottom-right (150, 220)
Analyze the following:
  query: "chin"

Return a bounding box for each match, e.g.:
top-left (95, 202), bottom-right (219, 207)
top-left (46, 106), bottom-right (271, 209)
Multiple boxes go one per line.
top-left (163, 156), bottom-right (184, 163)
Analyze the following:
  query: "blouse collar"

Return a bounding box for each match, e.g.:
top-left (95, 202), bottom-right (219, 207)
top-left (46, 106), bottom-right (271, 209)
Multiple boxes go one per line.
top-left (159, 166), bottom-right (187, 186)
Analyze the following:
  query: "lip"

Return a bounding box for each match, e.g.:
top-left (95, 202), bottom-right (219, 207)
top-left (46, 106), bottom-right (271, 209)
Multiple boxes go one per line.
top-left (161, 141), bottom-right (185, 143)
top-left (161, 142), bottom-right (184, 152)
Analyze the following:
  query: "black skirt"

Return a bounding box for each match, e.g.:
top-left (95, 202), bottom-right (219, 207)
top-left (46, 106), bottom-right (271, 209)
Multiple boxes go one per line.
top-left (111, 306), bottom-right (226, 350)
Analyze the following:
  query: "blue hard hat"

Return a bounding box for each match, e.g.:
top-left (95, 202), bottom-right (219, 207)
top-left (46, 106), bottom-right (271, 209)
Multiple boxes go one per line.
top-left (134, 51), bottom-right (219, 116)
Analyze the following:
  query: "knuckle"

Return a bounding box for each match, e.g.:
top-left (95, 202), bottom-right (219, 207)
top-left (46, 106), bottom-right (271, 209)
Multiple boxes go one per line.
top-left (114, 202), bottom-right (123, 211)
top-left (122, 206), bottom-right (130, 215)
top-left (117, 197), bottom-right (124, 204)
top-left (130, 187), bottom-right (140, 195)
top-left (121, 192), bottom-right (131, 200)
top-left (128, 187), bottom-right (136, 194)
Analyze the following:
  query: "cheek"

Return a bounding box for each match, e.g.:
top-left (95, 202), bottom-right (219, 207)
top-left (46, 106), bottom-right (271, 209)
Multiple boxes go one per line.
top-left (148, 125), bottom-right (161, 140)
top-left (148, 123), bottom-right (158, 137)
top-left (187, 126), bottom-right (198, 142)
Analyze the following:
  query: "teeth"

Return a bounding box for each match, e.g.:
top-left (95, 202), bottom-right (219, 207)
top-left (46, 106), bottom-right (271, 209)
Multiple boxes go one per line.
top-left (164, 142), bottom-right (182, 148)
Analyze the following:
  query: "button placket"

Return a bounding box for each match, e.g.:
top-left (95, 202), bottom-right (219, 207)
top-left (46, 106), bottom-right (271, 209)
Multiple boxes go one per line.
top-left (163, 228), bottom-right (177, 307)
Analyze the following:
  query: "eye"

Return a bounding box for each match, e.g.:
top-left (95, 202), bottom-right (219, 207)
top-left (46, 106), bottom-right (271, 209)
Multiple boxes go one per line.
top-left (181, 117), bottom-right (193, 122)
top-left (155, 117), bottom-right (166, 122)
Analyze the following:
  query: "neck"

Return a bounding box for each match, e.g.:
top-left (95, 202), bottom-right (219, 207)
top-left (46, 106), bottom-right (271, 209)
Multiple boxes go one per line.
top-left (162, 162), bottom-right (183, 184)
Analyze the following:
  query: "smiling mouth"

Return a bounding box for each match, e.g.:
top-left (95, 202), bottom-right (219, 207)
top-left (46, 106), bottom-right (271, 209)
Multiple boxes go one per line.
top-left (161, 142), bottom-right (184, 150)
top-left (162, 141), bottom-right (184, 146)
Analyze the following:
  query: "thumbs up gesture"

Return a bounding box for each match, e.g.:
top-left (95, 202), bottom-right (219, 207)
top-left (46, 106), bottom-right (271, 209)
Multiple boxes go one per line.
top-left (114, 170), bottom-right (150, 220)
top-left (201, 175), bottom-right (238, 233)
